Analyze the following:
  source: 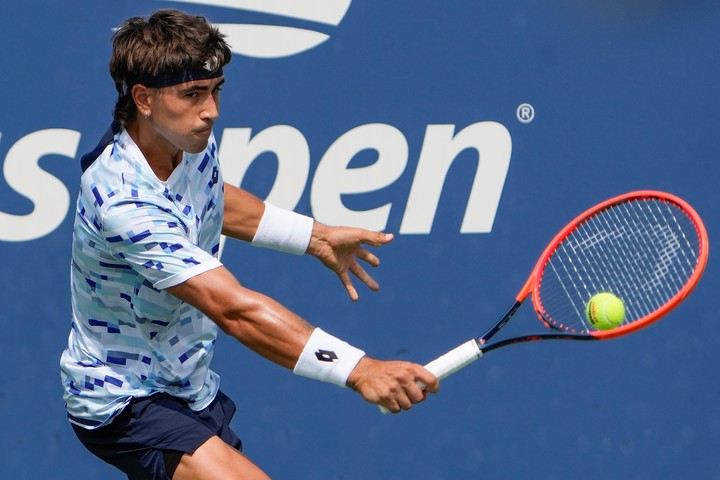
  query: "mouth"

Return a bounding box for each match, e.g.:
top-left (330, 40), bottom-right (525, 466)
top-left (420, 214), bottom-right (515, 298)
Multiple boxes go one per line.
top-left (192, 125), bottom-right (213, 136)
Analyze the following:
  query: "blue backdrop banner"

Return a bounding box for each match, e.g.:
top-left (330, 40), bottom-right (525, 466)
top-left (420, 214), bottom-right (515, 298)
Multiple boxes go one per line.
top-left (1, 1), bottom-right (718, 478)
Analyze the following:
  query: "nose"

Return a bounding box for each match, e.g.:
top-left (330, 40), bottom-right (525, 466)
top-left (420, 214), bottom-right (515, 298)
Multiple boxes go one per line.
top-left (202, 95), bottom-right (220, 121)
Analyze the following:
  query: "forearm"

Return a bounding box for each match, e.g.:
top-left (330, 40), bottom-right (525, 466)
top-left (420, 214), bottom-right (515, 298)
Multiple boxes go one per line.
top-left (221, 291), bottom-right (313, 369)
top-left (217, 288), bottom-right (366, 386)
top-left (221, 183), bottom-right (266, 242)
top-left (167, 266), bottom-right (313, 369)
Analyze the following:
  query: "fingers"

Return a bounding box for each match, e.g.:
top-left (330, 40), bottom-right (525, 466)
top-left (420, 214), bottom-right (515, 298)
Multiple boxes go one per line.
top-left (350, 359), bottom-right (438, 414)
top-left (325, 229), bottom-right (394, 300)
top-left (381, 378), bottom-right (430, 414)
top-left (337, 271), bottom-right (359, 302)
top-left (339, 258), bottom-right (380, 301)
top-left (386, 364), bottom-right (438, 413)
top-left (415, 366), bottom-right (440, 394)
top-left (354, 247), bottom-right (380, 268)
top-left (349, 261), bottom-right (379, 291)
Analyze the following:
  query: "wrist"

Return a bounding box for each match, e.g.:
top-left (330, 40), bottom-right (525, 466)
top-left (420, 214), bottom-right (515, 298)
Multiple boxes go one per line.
top-left (251, 202), bottom-right (313, 255)
top-left (305, 222), bottom-right (329, 258)
top-left (345, 356), bottom-right (376, 391)
top-left (293, 328), bottom-right (366, 388)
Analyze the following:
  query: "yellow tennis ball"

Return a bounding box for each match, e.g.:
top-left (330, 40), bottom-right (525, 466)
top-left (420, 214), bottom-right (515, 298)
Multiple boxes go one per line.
top-left (586, 292), bottom-right (625, 330)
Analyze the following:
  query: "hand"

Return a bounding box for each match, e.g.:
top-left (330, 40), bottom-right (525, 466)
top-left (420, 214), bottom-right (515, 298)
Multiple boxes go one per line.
top-left (306, 223), bottom-right (394, 301)
top-left (346, 357), bottom-right (439, 413)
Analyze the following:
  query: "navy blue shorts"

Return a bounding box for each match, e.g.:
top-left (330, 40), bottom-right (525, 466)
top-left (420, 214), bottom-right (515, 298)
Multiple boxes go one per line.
top-left (72, 390), bottom-right (243, 480)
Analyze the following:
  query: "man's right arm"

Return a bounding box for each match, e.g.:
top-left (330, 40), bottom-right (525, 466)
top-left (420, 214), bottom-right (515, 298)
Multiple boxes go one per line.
top-left (166, 266), bottom-right (438, 413)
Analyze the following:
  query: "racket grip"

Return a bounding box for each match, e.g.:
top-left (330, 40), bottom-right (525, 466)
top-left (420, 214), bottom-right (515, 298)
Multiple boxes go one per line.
top-left (378, 339), bottom-right (482, 414)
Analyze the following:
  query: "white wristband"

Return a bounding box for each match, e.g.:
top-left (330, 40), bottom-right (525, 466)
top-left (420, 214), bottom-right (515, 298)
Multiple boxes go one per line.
top-left (293, 328), bottom-right (366, 388)
top-left (251, 202), bottom-right (313, 255)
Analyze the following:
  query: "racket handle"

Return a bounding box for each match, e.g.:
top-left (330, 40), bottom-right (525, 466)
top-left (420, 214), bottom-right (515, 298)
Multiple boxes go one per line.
top-left (424, 339), bottom-right (483, 380)
top-left (379, 339), bottom-right (482, 414)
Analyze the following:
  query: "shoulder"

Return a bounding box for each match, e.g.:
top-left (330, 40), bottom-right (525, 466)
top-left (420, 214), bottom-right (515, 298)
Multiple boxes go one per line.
top-left (80, 131), bottom-right (167, 212)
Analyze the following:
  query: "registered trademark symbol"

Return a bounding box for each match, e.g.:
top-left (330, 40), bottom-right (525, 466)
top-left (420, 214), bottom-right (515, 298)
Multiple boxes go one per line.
top-left (516, 103), bottom-right (535, 123)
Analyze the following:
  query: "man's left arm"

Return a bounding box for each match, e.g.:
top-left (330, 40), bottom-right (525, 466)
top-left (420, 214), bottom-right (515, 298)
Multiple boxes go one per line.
top-left (221, 182), bottom-right (266, 242)
top-left (221, 182), bottom-right (394, 300)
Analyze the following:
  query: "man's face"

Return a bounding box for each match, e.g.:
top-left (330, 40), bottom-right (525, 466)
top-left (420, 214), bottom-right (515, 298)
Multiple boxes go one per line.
top-left (148, 76), bottom-right (225, 154)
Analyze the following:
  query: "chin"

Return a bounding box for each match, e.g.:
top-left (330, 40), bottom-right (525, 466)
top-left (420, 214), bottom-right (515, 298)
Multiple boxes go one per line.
top-left (185, 139), bottom-right (210, 154)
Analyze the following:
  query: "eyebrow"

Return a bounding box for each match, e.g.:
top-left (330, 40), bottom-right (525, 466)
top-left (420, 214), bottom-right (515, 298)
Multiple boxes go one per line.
top-left (177, 78), bottom-right (225, 94)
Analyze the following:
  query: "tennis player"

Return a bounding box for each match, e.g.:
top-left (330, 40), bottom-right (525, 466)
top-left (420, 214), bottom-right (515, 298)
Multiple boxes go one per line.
top-left (60, 9), bottom-right (438, 480)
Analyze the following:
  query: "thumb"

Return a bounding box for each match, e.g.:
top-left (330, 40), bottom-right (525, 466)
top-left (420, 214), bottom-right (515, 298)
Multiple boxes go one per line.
top-left (365, 232), bottom-right (394, 247)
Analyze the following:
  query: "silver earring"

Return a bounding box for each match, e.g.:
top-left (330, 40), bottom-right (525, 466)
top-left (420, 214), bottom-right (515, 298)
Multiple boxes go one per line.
top-left (144, 111), bottom-right (150, 119)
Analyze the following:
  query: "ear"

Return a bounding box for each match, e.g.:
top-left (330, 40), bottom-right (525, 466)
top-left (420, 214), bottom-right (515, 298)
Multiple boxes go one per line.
top-left (131, 84), bottom-right (153, 118)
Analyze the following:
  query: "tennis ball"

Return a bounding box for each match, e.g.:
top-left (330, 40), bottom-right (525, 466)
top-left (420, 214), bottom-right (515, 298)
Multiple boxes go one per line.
top-left (586, 292), bottom-right (625, 330)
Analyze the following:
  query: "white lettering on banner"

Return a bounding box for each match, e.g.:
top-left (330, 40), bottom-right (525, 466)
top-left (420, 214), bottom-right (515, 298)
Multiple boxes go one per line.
top-left (0, 122), bottom-right (512, 242)
top-left (219, 121), bottom-right (512, 234)
top-left (218, 125), bottom-right (310, 209)
top-left (0, 129), bottom-right (79, 242)
top-left (311, 123), bottom-right (408, 230)
top-left (401, 122), bottom-right (512, 234)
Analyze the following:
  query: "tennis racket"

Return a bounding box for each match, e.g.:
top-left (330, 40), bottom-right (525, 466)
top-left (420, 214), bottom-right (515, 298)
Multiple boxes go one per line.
top-left (381, 190), bottom-right (708, 414)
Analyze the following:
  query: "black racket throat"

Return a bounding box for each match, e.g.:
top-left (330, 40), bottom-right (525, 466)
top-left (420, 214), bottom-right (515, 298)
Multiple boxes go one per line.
top-left (476, 300), bottom-right (599, 355)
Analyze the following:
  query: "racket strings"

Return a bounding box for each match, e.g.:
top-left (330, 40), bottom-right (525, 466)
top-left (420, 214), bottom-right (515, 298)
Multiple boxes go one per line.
top-left (538, 198), bottom-right (701, 333)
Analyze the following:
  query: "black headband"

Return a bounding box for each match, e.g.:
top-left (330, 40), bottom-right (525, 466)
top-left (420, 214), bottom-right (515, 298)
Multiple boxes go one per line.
top-left (126, 67), bottom-right (224, 90)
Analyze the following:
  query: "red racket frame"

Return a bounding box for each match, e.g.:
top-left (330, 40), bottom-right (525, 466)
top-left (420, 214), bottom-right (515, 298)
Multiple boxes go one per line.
top-left (523, 190), bottom-right (709, 340)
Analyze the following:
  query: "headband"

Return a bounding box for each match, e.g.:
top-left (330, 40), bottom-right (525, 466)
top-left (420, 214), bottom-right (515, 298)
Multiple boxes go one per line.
top-left (125, 67), bottom-right (224, 91)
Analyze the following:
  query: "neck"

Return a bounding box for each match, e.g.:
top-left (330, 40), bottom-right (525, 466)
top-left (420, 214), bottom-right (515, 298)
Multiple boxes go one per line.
top-left (126, 120), bottom-right (183, 181)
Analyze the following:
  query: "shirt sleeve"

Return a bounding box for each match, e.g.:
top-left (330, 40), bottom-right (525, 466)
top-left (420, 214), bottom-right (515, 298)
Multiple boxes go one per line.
top-left (102, 200), bottom-right (222, 290)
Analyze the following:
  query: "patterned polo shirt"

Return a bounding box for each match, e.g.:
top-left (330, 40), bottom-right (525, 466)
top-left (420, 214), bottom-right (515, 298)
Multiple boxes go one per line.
top-left (60, 128), bottom-right (225, 428)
